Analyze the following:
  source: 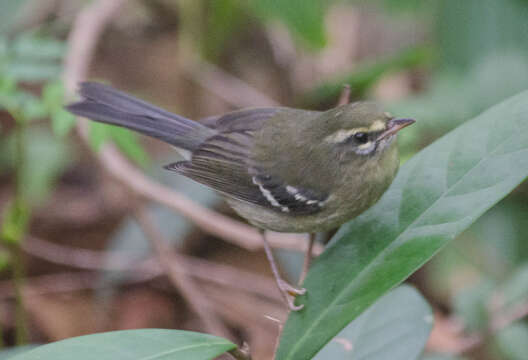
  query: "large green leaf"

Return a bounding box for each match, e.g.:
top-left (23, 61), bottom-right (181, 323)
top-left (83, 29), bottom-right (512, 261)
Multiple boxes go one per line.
top-left (313, 285), bottom-right (432, 360)
top-left (277, 90), bottom-right (528, 360)
top-left (0, 345), bottom-right (38, 360)
top-left (421, 355), bottom-right (467, 360)
top-left (9, 329), bottom-right (235, 360)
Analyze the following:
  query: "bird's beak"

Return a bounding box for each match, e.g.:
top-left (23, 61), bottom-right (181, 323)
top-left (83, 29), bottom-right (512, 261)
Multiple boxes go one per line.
top-left (378, 118), bottom-right (415, 140)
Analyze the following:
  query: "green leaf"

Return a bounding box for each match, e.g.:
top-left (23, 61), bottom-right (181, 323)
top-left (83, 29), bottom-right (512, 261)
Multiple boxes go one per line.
top-left (304, 46), bottom-right (433, 107)
top-left (453, 280), bottom-right (494, 332)
top-left (421, 354), bottom-right (467, 360)
top-left (3, 127), bottom-right (72, 204)
top-left (204, 0), bottom-right (245, 60)
top-left (376, 0), bottom-right (435, 13)
top-left (0, 345), bottom-right (39, 360)
top-left (0, 88), bottom-right (49, 121)
top-left (277, 90), bottom-right (528, 360)
top-left (5, 62), bottom-right (62, 82)
top-left (388, 52), bottom-right (528, 159)
top-left (437, 0), bottom-right (528, 70)
top-left (88, 123), bottom-right (149, 166)
top-left (109, 127), bottom-right (149, 167)
top-left (0, 34), bottom-right (65, 84)
top-left (88, 122), bottom-right (111, 151)
top-left (249, 0), bottom-right (331, 49)
top-left (1, 200), bottom-right (30, 245)
top-left (22, 127), bottom-right (71, 204)
top-left (51, 108), bottom-right (76, 137)
top-left (12, 34), bottom-right (66, 61)
top-left (43, 81), bottom-right (77, 136)
top-left (495, 323), bottom-right (528, 360)
top-left (0, 248), bottom-right (10, 271)
top-left (313, 285), bottom-right (432, 360)
top-left (9, 329), bottom-right (236, 360)
top-left (0, 0), bottom-right (29, 34)
top-left (496, 263), bottom-right (528, 309)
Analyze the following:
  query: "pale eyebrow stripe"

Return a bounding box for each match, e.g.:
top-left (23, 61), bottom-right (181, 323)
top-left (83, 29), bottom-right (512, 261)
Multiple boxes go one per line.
top-left (369, 120), bottom-right (386, 132)
top-left (324, 127), bottom-right (369, 143)
top-left (324, 121), bottom-right (386, 144)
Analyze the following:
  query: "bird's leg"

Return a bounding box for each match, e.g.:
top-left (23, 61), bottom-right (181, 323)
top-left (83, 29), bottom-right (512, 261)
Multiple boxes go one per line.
top-left (260, 230), bottom-right (306, 311)
top-left (298, 233), bottom-right (315, 286)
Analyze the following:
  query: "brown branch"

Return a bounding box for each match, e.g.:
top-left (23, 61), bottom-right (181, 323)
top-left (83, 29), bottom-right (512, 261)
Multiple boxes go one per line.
top-left (336, 84), bottom-right (351, 106)
top-left (62, 0), bottom-right (321, 255)
top-left (134, 207), bottom-right (232, 338)
top-left (427, 297), bottom-right (528, 355)
top-left (180, 56), bottom-right (280, 108)
top-left (0, 271), bottom-right (154, 301)
top-left (22, 235), bottom-right (281, 302)
top-left (490, 300), bottom-right (528, 333)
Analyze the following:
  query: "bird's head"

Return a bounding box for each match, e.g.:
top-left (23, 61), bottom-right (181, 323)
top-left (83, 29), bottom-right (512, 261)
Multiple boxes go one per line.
top-left (318, 102), bottom-right (414, 159)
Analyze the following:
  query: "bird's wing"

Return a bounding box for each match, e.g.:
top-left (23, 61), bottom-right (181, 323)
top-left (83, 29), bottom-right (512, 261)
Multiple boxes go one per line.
top-left (200, 107), bottom-right (284, 131)
top-left (165, 111), bottom-right (328, 216)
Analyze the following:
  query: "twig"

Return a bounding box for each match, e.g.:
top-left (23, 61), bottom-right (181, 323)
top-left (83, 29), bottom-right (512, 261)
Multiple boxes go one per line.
top-left (62, 0), bottom-right (322, 255)
top-left (134, 207), bottom-right (232, 338)
top-left (491, 300), bottom-right (528, 333)
top-left (457, 299), bottom-right (528, 354)
top-left (180, 57), bottom-right (280, 108)
top-left (427, 297), bottom-right (528, 355)
top-left (0, 272), bottom-right (131, 301)
top-left (272, 322), bottom-right (284, 360)
top-left (336, 84), bottom-right (351, 106)
top-left (22, 235), bottom-right (281, 301)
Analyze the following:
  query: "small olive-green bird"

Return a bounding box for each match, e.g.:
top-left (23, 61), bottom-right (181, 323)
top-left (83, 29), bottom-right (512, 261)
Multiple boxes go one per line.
top-left (67, 82), bottom-right (414, 310)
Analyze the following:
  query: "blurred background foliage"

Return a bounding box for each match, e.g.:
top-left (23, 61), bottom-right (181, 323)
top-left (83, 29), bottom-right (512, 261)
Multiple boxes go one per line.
top-left (0, 0), bottom-right (527, 359)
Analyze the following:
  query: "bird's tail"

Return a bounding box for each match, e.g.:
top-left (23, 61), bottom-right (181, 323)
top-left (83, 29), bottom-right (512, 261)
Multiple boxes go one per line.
top-left (66, 82), bottom-right (216, 151)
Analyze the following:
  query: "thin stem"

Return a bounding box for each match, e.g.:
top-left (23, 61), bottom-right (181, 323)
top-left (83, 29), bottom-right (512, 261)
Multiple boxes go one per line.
top-left (14, 112), bottom-right (25, 202)
top-left (11, 245), bottom-right (27, 345)
top-left (134, 207), bottom-right (232, 338)
top-left (336, 84), bottom-right (351, 106)
top-left (0, 319), bottom-right (4, 349)
top-left (11, 113), bottom-right (28, 345)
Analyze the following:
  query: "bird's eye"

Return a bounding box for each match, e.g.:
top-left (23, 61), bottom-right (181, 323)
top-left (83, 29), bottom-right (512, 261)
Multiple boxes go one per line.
top-left (354, 132), bottom-right (369, 144)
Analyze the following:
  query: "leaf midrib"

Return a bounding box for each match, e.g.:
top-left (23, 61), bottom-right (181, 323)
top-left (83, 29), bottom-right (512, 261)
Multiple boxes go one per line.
top-left (284, 128), bottom-right (523, 360)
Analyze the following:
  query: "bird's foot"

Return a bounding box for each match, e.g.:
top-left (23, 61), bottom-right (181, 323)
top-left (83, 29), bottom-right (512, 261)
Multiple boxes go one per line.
top-left (278, 279), bottom-right (306, 311)
top-left (279, 279), bottom-right (306, 296)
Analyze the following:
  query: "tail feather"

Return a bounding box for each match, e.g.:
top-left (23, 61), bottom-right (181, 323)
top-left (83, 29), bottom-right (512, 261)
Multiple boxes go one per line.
top-left (67, 82), bottom-right (216, 150)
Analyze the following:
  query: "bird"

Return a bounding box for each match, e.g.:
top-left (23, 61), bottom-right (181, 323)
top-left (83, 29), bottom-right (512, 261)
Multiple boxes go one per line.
top-left (67, 82), bottom-right (414, 311)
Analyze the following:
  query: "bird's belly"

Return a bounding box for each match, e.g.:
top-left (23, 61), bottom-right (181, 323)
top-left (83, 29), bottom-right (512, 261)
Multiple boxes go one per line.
top-left (226, 195), bottom-right (370, 233)
top-left (225, 163), bottom-right (397, 233)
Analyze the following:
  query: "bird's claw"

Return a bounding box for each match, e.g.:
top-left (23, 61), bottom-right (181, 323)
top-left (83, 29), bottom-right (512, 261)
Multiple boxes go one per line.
top-left (287, 297), bottom-right (304, 311)
top-left (279, 279), bottom-right (306, 296)
top-left (278, 279), bottom-right (306, 311)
